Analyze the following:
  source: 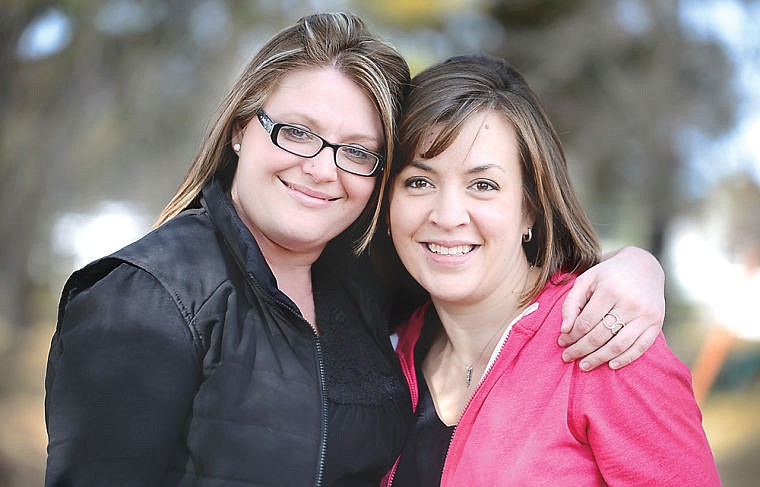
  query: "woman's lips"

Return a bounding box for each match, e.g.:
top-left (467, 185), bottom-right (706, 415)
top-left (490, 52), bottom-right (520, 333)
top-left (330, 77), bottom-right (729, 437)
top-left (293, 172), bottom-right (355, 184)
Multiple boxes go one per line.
top-left (280, 178), bottom-right (340, 206)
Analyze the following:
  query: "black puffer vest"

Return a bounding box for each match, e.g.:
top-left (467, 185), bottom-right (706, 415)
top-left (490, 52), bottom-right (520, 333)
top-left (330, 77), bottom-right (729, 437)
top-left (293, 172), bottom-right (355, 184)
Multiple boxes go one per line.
top-left (49, 179), bottom-right (402, 486)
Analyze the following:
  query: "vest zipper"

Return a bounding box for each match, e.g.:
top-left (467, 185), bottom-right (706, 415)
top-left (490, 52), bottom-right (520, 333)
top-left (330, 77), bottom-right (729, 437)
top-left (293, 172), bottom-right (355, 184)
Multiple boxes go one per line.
top-left (233, 229), bottom-right (328, 484)
top-left (313, 335), bottom-right (328, 487)
top-left (271, 292), bottom-right (328, 487)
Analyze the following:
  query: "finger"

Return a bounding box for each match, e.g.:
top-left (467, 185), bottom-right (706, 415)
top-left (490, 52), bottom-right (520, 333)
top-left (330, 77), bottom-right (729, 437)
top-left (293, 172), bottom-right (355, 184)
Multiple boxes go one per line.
top-left (565, 315), bottom-right (648, 371)
top-left (562, 326), bottom-right (612, 370)
top-left (560, 289), bottom-right (618, 345)
top-left (560, 315), bottom-right (621, 366)
top-left (557, 316), bottom-right (593, 347)
top-left (560, 275), bottom-right (594, 333)
top-left (560, 302), bottom-right (583, 335)
top-left (608, 325), bottom-right (659, 370)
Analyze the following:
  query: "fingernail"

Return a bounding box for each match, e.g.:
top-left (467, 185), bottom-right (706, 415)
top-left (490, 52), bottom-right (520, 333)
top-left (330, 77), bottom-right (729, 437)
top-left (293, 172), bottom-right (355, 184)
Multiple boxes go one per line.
top-left (560, 319), bottom-right (569, 332)
top-left (558, 336), bottom-right (568, 346)
top-left (580, 361), bottom-right (591, 371)
top-left (610, 361), bottom-right (620, 369)
top-left (562, 352), bottom-right (572, 362)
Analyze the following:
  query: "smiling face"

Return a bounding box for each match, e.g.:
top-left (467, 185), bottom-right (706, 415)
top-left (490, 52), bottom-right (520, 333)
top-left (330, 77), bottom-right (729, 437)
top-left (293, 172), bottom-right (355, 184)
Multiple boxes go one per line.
top-left (389, 110), bottom-right (534, 307)
top-left (230, 67), bottom-right (382, 257)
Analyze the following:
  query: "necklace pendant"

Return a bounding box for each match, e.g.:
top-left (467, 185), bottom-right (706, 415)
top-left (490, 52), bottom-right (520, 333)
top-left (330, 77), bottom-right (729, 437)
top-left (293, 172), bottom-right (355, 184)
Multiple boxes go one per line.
top-left (465, 365), bottom-right (473, 388)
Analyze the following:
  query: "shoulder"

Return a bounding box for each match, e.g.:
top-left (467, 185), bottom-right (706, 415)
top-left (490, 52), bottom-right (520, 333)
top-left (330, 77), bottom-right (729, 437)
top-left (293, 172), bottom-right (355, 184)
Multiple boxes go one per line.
top-left (567, 333), bottom-right (719, 484)
top-left (567, 331), bottom-right (698, 441)
top-left (114, 208), bottom-right (222, 280)
top-left (576, 327), bottom-right (691, 382)
top-left (46, 264), bottom-right (202, 485)
top-left (58, 208), bottom-right (233, 337)
top-left (514, 272), bottom-right (576, 335)
top-left (574, 332), bottom-right (692, 394)
top-left (531, 271), bottom-right (577, 317)
top-left (56, 261), bottom-right (189, 338)
top-left (539, 272), bottom-right (576, 308)
top-left (50, 261), bottom-right (200, 376)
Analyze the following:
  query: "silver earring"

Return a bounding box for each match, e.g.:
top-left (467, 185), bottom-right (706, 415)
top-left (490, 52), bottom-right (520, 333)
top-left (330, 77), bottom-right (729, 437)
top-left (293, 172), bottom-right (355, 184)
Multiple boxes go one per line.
top-left (233, 143), bottom-right (241, 152)
top-left (522, 227), bottom-right (532, 243)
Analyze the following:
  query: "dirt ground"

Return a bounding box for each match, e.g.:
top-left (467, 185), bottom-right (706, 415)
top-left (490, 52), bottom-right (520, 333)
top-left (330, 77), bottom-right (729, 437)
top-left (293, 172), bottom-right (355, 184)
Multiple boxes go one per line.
top-left (701, 385), bottom-right (760, 486)
top-left (1, 322), bottom-right (758, 486)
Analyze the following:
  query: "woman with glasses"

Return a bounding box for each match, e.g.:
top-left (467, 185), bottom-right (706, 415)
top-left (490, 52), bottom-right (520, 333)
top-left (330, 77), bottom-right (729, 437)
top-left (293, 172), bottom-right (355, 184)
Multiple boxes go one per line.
top-left (45, 13), bottom-right (666, 487)
top-left (381, 54), bottom-right (719, 486)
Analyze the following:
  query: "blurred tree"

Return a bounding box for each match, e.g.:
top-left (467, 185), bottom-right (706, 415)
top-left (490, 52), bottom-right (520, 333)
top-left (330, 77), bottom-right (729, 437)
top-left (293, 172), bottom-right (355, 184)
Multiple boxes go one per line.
top-left (485, 0), bottom-right (736, 256)
top-left (0, 0), bottom-right (739, 329)
top-left (0, 0), bottom-right (284, 327)
top-left (709, 174), bottom-right (760, 257)
top-left (0, 1), bottom-right (57, 329)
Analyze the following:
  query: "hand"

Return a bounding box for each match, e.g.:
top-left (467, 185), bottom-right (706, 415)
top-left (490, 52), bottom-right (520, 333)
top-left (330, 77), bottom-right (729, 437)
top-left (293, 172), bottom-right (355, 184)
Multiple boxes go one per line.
top-left (558, 246), bottom-right (665, 371)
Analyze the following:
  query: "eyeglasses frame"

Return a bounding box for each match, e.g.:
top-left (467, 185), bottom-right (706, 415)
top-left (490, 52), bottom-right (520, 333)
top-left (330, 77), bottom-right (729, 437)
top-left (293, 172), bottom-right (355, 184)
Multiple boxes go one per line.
top-left (255, 109), bottom-right (384, 177)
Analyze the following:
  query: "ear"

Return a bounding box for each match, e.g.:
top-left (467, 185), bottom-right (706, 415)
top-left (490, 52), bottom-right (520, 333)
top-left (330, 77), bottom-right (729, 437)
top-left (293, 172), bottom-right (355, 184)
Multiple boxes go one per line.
top-left (521, 204), bottom-right (536, 231)
top-left (231, 121), bottom-right (244, 151)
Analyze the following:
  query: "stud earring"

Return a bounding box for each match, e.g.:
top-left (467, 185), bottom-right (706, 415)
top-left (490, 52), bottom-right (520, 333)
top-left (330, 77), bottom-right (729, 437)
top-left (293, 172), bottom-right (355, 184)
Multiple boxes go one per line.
top-left (233, 143), bottom-right (241, 152)
top-left (522, 227), bottom-right (532, 243)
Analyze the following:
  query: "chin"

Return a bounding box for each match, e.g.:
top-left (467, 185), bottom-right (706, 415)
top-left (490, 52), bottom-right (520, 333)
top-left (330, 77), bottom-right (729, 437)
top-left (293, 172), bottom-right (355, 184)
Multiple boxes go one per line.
top-left (280, 229), bottom-right (334, 249)
top-left (426, 288), bottom-right (476, 305)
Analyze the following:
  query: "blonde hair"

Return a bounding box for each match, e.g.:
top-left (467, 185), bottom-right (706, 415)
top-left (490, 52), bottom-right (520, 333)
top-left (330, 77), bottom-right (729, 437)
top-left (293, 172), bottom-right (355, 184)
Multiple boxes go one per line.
top-left (393, 54), bottom-right (600, 304)
top-left (156, 12), bottom-right (410, 252)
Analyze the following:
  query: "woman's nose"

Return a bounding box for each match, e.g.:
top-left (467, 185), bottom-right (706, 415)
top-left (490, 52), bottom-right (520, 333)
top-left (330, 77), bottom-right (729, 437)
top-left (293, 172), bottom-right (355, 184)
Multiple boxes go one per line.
top-left (302, 146), bottom-right (339, 182)
top-left (429, 189), bottom-right (469, 229)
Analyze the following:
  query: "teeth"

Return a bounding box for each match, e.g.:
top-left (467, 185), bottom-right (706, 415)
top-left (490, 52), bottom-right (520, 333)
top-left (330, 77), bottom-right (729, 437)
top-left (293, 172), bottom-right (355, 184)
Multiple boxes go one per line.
top-left (427, 243), bottom-right (475, 255)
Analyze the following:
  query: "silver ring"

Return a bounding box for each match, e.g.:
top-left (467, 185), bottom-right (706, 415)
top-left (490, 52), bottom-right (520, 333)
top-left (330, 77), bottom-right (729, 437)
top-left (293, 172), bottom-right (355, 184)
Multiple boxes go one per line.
top-left (602, 311), bottom-right (625, 335)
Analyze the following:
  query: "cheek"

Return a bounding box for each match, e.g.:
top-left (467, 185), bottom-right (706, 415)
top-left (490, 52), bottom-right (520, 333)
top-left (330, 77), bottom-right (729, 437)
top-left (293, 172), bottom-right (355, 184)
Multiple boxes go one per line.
top-left (388, 192), bottom-right (406, 231)
top-left (231, 157), bottom-right (266, 197)
top-left (474, 203), bottom-right (523, 238)
top-left (342, 175), bottom-right (377, 208)
top-left (388, 193), bottom-right (420, 241)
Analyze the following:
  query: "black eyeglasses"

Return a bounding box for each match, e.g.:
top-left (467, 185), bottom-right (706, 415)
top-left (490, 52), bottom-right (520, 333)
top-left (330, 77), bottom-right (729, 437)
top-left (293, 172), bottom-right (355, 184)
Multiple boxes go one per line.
top-left (256, 109), bottom-right (383, 177)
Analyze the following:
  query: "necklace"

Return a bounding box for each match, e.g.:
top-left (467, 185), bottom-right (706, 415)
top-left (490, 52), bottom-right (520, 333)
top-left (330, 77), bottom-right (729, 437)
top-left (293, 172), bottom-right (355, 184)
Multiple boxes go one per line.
top-left (450, 316), bottom-right (513, 388)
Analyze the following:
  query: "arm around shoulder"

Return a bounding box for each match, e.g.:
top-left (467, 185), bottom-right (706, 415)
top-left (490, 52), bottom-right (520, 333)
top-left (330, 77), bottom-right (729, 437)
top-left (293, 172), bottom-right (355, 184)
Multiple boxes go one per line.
top-left (45, 263), bottom-right (200, 486)
top-left (560, 246), bottom-right (665, 370)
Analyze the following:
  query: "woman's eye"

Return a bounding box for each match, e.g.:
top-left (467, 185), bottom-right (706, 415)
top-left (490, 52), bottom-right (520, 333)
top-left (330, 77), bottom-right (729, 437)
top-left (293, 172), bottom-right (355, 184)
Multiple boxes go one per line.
top-left (282, 126), bottom-right (310, 140)
top-left (471, 180), bottom-right (498, 192)
top-left (405, 177), bottom-right (432, 189)
top-left (343, 146), bottom-right (372, 160)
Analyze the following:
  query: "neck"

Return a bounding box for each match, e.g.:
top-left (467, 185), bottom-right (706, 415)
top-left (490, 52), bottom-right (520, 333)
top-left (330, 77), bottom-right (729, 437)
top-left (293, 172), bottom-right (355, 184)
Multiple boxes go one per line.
top-left (431, 264), bottom-right (535, 362)
top-left (256, 237), bottom-right (322, 330)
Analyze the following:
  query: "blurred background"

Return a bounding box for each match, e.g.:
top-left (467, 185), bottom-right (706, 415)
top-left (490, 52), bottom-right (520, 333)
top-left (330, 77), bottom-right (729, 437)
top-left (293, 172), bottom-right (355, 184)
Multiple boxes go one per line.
top-left (1, 0), bottom-right (759, 485)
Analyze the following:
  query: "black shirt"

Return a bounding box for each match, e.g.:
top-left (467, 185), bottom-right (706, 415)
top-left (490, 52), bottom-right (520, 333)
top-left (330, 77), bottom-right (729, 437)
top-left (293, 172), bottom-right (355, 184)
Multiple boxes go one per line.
top-left (315, 273), bottom-right (412, 485)
top-left (391, 315), bottom-right (454, 486)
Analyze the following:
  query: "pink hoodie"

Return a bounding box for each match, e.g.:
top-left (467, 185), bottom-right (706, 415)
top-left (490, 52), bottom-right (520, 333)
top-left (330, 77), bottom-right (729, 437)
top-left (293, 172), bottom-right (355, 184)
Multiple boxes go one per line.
top-left (384, 273), bottom-right (720, 486)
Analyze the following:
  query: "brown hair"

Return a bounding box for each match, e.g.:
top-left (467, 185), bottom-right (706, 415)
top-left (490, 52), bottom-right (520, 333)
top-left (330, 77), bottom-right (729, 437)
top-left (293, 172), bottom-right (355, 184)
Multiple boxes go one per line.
top-left (156, 12), bottom-right (410, 252)
top-left (393, 54), bottom-right (600, 303)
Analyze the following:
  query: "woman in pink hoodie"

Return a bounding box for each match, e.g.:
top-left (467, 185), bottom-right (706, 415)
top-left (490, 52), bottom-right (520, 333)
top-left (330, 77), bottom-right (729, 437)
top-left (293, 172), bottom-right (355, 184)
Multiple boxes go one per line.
top-left (381, 54), bottom-right (720, 486)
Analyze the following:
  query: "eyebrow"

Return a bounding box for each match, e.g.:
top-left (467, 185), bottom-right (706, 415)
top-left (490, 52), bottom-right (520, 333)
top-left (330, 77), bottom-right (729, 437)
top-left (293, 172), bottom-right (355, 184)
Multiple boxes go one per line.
top-left (409, 161), bottom-right (435, 172)
top-left (408, 160), bottom-right (506, 174)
